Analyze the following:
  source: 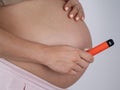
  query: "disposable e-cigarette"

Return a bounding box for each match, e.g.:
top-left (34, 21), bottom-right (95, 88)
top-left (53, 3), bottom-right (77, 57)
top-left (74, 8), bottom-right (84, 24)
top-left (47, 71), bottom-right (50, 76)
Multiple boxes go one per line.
top-left (87, 39), bottom-right (114, 56)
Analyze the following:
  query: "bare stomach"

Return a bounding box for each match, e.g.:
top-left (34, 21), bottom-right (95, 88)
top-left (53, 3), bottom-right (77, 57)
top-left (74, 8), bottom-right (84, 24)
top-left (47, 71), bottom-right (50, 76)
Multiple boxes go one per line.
top-left (0, 0), bottom-right (92, 88)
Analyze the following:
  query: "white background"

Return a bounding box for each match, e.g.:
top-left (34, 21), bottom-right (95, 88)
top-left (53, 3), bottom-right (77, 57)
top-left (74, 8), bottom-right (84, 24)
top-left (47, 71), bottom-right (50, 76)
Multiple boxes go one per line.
top-left (69, 0), bottom-right (120, 90)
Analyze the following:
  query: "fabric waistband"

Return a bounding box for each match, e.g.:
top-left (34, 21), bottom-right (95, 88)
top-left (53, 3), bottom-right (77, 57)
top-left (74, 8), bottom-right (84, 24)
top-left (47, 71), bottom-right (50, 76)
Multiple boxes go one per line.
top-left (0, 58), bottom-right (67, 90)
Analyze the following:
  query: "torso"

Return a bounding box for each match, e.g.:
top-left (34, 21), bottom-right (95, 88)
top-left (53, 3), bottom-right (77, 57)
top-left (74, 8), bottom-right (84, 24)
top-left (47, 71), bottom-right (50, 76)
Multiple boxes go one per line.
top-left (0, 0), bottom-right (92, 88)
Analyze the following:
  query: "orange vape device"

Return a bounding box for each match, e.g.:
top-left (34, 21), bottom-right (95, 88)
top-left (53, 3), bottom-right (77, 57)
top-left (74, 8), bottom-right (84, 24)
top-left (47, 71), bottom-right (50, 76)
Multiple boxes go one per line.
top-left (87, 39), bottom-right (114, 56)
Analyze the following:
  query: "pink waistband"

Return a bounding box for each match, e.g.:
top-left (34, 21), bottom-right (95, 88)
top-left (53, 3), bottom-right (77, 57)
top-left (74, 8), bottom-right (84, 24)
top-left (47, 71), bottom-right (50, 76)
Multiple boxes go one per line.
top-left (0, 58), bottom-right (67, 90)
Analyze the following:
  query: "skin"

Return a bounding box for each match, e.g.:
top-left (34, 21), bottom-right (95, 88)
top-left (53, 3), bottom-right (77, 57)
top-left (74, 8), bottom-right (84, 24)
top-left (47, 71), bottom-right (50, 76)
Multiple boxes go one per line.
top-left (0, 0), bottom-right (93, 88)
top-left (64, 0), bottom-right (85, 21)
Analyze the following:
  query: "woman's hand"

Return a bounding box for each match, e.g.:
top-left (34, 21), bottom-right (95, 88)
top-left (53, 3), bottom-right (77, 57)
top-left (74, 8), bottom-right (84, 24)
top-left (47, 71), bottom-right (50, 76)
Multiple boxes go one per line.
top-left (64, 0), bottom-right (85, 21)
top-left (42, 45), bottom-right (94, 75)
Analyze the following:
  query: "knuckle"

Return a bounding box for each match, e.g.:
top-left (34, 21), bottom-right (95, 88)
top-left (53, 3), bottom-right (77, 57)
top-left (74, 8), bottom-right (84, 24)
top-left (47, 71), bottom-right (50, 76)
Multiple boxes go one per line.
top-left (78, 11), bottom-right (82, 16)
top-left (76, 5), bottom-right (80, 11)
top-left (72, 48), bottom-right (77, 54)
top-left (73, 5), bottom-right (78, 10)
top-left (83, 63), bottom-right (89, 68)
top-left (70, 8), bottom-right (78, 15)
top-left (72, 57), bottom-right (78, 62)
top-left (64, 3), bottom-right (69, 8)
top-left (71, 55), bottom-right (76, 60)
top-left (90, 57), bottom-right (94, 63)
top-left (63, 68), bottom-right (70, 74)
top-left (64, 70), bottom-right (69, 74)
top-left (87, 54), bottom-right (94, 62)
top-left (68, 1), bottom-right (73, 7)
top-left (64, 65), bottom-right (73, 73)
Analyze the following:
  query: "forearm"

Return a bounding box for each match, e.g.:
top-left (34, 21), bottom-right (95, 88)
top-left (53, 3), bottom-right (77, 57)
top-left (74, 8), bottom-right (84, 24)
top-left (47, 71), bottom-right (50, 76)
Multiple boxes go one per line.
top-left (0, 0), bottom-right (23, 7)
top-left (0, 28), bottom-right (47, 64)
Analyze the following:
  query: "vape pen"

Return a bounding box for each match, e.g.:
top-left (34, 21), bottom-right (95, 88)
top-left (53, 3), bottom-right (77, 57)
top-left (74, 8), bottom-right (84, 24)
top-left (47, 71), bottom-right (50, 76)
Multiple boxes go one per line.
top-left (87, 39), bottom-right (114, 56)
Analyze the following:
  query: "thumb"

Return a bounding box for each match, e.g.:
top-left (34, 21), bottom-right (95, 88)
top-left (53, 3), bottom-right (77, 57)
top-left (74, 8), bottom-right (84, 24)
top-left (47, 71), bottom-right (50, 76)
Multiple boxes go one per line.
top-left (83, 48), bottom-right (90, 51)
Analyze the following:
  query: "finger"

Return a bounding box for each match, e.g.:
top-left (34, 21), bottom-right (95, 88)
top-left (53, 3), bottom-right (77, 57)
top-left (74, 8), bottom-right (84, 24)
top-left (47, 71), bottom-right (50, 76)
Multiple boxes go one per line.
top-left (76, 58), bottom-right (90, 69)
top-left (75, 10), bottom-right (82, 21)
top-left (72, 64), bottom-right (83, 72)
top-left (79, 50), bottom-right (94, 63)
top-left (75, 8), bottom-right (85, 21)
top-left (80, 7), bottom-right (85, 20)
top-left (69, 5), bottom-right (78, 19)
top-left (79, 3), bottom-right (85, 20)
top-left (64, 0), bottom-right (72, 11)
top-left (69, 70), bottom-right (77, 75)
top-left (84, 48), bottom-right (90, 51)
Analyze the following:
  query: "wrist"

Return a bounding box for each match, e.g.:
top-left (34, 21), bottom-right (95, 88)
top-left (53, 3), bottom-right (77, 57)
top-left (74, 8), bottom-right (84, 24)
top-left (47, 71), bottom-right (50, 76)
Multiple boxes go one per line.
top-left (28, 42), bottom-right (49, 64)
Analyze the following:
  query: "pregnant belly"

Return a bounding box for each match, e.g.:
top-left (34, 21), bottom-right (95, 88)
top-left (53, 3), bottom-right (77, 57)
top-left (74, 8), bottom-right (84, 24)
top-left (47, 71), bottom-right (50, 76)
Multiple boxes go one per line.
top-left (0, 0), bottom-right (92, 88)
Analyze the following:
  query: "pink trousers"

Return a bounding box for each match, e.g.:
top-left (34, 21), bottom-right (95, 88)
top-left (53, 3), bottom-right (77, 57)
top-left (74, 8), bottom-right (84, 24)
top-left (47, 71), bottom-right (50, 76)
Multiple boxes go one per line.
top-left (0, 58), bottom-right (67, 90)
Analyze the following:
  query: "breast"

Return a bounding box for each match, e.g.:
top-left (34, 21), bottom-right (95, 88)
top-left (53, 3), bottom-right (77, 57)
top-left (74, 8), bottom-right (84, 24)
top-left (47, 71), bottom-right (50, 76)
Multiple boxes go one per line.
top-left (0, 0), bottom-right (92, 49)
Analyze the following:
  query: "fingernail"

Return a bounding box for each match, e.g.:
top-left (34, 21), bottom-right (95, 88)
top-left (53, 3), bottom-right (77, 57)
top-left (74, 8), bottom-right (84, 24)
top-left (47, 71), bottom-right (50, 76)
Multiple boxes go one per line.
top-left (84, 48), bottom-right (89, 51)
top-left (81, 16), bottom-right (85, 21)
top-left (65, 7), bottom-right (69, 11)
top-left (76, 17), bottom-right (80, 21)
top-left (70, 14), bottom-right (74, 18)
